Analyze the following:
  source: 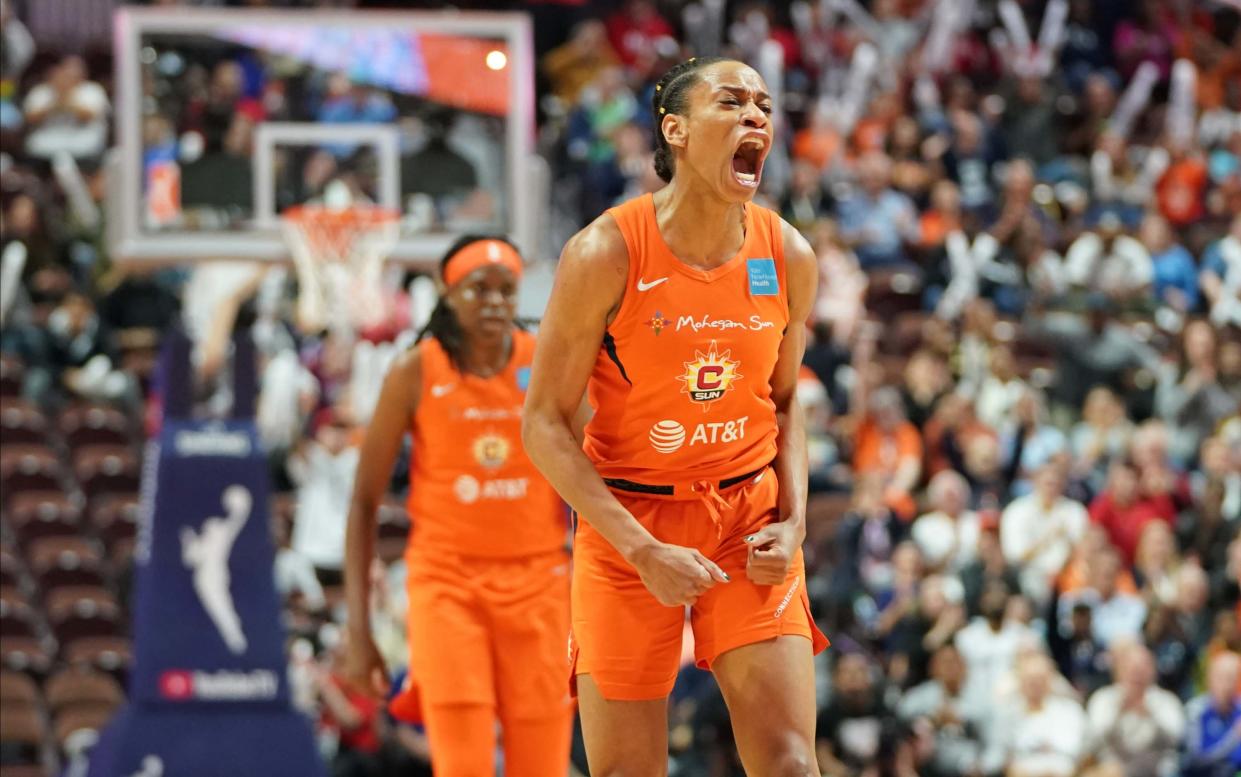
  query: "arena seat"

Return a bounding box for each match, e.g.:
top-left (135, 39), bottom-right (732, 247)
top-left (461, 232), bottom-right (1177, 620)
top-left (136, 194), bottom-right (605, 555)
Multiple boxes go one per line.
top-left (59, 404), bottom-right (132, 450)
top-left (0, 448), bottom-right (65, 503)
top-left (0, 356), bottom-right (23, 399)
top-left (72, 446), bottom-right (141, 501)
top-left (44, 667), bottom-right (124, 716)
top-left (0, 701), bottom-right (45, 767)
top-left (0, 671), bottom-right (41, 707)
top-left (6, 494), bottom-right (82, 549)
top-left (0, 400), bottom-right (49, 446)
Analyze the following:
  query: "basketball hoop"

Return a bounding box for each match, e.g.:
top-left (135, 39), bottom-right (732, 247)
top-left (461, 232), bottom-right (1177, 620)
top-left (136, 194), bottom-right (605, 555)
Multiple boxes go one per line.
top-left (282, 204), bottom-right (400, 336)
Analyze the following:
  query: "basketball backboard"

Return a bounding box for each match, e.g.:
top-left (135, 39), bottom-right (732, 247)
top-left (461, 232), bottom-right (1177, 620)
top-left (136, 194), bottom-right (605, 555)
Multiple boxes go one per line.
top-left (109, 8), bottom-right (537, 267)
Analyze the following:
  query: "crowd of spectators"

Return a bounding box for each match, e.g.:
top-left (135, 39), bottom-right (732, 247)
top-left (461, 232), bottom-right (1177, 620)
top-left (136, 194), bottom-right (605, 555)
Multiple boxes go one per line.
top-left (1, 0), bottom-right (1240, 776)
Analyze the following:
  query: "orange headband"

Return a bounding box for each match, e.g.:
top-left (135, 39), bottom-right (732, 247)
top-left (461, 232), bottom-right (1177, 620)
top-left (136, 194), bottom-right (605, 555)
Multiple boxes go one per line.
top-left (442, 239), bottom-right (524, 288)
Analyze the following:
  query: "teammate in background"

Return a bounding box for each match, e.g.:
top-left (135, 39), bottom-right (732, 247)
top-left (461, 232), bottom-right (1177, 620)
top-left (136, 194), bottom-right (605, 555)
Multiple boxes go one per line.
top-left (341, 236), bottom-right (572, 777)
top-left (524, 57), bottom-right (829, 774)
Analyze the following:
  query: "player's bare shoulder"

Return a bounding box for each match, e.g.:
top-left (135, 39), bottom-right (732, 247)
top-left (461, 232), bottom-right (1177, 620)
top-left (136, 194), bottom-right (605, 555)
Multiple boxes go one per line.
top-left (554, 211), bottom-right (630, 323)
top-left (779, 217), bottom-right (818, 321)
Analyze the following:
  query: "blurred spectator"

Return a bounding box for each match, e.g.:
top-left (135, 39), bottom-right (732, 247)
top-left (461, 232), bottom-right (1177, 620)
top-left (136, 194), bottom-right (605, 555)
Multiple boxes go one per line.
top-left (815, 652), bottom-right (907, 777)
top-left (1054, 601), bottom-right (1110, 698)
top-left (1155, 321), bottom-right (1235, 467)
top-left (1182, 650), bottom-right (1241, 777)
top-left (912, 470), bottom-right (981, 574)
top-left (955, 581), bottom-right (1041, 709)
top-left (288, 404), bottom-right (361, 585)
top-left (1084, 642), bottom-right (1185, 777)
top-left (852, 384), bottom-right (923, 520)
top-left (1089, 459), bottom-right (1177, 567)
top-left (541, 20), bottom-right (619, 107)
top-left (1064, 213), bottom-right (1153, 303)
top-left (0, 0), bottom-right (34, 131)
top-left (181, 113), bottom-right (256, 213)
top-left (1059, 544), bottom-right (1147, 650)
top-left (1001, 464), bottom-right (1088, 606)
top-left (1140, 213), bottom-right (1199, 313)
top-left (22, 55), bottom-right (109, 161)
top-left (940, 111), bottom-right (999, 216)
top-left (1001, 76), bottom-right (1061, 169)
top-left (1070, 386), bottom-right (1134, 494)
top-left (837, 151), bottom-right (919, 270)
top-left (604, 0), bottom-right (673, 68)
top-left (1134, 520), bottom-right (1183, 606)
top-left (314, 630), bottom-right (386, 777)
top-left (810, 219), bottom-right (868, 347)
top-left (994, 652), bottom-right (1086, 777)
top-left (898, 643), bottom-right (1001, 777)
top-left (1200, 213), bottom-right (1241, 327)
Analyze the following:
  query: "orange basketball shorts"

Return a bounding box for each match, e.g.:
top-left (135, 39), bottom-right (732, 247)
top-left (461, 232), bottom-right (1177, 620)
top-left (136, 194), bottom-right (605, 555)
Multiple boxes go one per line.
top-left (405, 545), bottom-right (572, 720)
top-left (570, 469), bottom-right (829, 701)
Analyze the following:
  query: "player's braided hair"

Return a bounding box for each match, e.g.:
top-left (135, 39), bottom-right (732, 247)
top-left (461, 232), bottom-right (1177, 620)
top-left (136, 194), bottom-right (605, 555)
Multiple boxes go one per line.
top-left (651, 56), bottom-right (729, 183)
top-left (418, 234), bottom-right (521, 372)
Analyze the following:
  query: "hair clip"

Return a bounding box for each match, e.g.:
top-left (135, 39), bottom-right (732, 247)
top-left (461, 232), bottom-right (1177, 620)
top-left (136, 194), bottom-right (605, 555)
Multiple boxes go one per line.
top-left (655, 84), bottom-right (662, 91)
top-left (659, 107), bottom-right (666, 114)
top-left (688, 57), bottom-right (696, 63)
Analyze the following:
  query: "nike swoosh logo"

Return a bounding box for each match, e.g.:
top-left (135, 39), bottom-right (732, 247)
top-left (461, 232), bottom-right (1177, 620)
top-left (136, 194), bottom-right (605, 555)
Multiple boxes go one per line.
top-left (429, 383), bottom-right (455, 398)
top-left (637, 277), bottom-right (669, 292)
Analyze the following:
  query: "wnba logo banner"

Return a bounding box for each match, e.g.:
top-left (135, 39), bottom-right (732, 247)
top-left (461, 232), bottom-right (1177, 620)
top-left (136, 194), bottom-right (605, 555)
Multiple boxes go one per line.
top-left (87, 329), bottom-right (325, 777)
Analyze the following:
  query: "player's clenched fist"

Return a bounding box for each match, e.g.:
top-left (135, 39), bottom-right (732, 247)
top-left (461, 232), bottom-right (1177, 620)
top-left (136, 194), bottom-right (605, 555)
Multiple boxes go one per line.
top-left (744, 522), bottom-right (801, 586)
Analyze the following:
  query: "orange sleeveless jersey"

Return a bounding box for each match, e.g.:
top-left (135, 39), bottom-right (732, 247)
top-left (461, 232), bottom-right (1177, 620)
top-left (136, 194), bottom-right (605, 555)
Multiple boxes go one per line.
top-left (584, 193), bottom-right (789, 484)
top-left (408, 330), bottom-right (566, 558)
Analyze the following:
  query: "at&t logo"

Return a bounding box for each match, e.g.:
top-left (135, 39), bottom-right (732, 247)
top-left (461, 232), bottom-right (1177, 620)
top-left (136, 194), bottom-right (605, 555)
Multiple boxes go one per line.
top-left (648, 417), bottom-right (748, 453)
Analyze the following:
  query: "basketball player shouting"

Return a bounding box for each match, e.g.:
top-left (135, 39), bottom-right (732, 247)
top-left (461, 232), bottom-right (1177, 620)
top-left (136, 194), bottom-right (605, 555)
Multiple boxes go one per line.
top-left (524, 57), bottom-right (829, 775)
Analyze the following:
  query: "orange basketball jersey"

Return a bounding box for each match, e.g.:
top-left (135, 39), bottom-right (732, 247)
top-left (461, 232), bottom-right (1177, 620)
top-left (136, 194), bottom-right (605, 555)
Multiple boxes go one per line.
top-left (584, 193), bottom-right (789, 484)
top-left (408, 330), bottom-right (567, 558)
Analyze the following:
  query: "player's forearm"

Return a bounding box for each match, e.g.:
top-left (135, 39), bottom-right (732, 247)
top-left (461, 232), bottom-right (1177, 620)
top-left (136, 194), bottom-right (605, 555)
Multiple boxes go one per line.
top-left (343, 498), bottom-right (378, 638)
top-left (773, 395), bottom-right (808, 533)
top-left (523, 411), bottom-right (656, 563)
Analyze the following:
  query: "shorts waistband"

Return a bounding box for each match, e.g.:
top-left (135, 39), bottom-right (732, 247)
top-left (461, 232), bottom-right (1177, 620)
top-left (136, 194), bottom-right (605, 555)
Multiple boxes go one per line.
top-left (602, 464), bottom-right (770, 497)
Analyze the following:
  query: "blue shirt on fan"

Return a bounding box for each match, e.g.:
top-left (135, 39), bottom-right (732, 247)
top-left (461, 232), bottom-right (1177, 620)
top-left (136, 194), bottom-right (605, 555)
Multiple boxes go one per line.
top-left (1183, 693), bottom-right (1241, 777)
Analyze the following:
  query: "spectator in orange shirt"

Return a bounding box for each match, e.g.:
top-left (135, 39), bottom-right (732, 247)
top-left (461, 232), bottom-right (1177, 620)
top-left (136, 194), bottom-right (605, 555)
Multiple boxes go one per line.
top-left (1156, 148), bottom-right (1209, 228)
top-left (919, 180), bottom-right (963, 250)
top-left (854, 385), bottom-right (923, 519)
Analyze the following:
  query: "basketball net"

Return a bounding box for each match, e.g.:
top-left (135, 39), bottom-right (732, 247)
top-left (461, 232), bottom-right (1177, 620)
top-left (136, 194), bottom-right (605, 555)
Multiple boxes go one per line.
top-left (282, 199), bottom-right (400, 337)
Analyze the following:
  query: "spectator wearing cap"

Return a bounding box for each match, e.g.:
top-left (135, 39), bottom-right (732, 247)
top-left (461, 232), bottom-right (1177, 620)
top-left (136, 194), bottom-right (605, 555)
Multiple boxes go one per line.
top-left (1084, 643), bottom-right (1185, 777)
top-left (837, 151), bottom-right (920, 271)
top-left (1001, 464), bottom-right (1089, 607)
top-left (995, 652), bottom-right (1087, 777)
top-left (1182, 650), bottom-right (1241, 777)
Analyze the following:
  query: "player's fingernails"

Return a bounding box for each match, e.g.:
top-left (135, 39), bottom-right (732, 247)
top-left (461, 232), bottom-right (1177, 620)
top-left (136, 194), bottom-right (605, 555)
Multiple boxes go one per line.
top-left (744, 535), bottom-right (755, 542)
top-left (723, 572), bottom-right (731, 581)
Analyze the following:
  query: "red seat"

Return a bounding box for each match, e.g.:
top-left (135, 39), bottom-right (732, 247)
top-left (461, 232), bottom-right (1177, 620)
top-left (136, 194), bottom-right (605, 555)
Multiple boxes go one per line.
top-left (0, 670), bottom-right (41, 707)
top-left (0, 700), bottom-right (46, 766)
top-left (0, 598), bottom-right (38, 639)
top-left (43, 667), bottom-right (123, 715)
top-left (28, 539), bottom-right (106, 592)
top-left (0, 447), bottom-right (64, 502)
top-left (6, 493), bottom-right (82, 548)
top-left (48, 594), bottom-right (123, 646)
top-left (59, 405), bottom-right (132, 450)
top-left (89, 494), bottom-right (140, 548)
top-left (72, 446), bottom-right (141, 501)
top-left (62, 636), bottom-right (131, 685)
top-left (0, 637), bottom-right (53, 681)
top-left (0, 400), bottom-right (49, 446)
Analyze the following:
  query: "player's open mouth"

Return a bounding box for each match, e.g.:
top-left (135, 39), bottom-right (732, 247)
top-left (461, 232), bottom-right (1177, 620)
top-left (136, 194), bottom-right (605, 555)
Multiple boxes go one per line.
top-left (731, 137), bottom-right (765, 188)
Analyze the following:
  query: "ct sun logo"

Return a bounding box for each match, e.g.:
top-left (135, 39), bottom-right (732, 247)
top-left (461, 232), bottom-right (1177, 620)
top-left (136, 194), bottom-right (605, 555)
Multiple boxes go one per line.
top-left (472, 433), bottom-right (510, 469)
top-left (679, 341), bottom-right (742, 410)
top-left (645, 310), bottom-right (671, 336)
